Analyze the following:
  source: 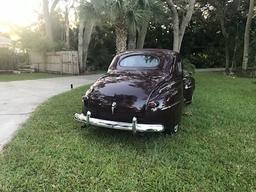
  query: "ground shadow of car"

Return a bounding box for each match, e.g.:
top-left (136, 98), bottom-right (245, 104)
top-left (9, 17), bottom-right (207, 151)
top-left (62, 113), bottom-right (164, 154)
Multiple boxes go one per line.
top-left (76, 124), bottom-right (187, 152)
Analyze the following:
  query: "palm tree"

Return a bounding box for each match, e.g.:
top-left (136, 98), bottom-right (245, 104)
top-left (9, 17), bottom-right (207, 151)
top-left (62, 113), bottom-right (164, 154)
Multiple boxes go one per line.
top-left (79, 0), bottom-right (139, 69)
top-left (78, 0), bottom-right (105, 72)
top-left (107, 0), bottom-right (131, 53)
top-left (107, 0), bottom-right (149, 53)
top-left (78, 0), bottom-right (160, 70)
top-left (136, 0), bottom-right (165, 49)
top-left (42, 0), bottom-right (61, 43)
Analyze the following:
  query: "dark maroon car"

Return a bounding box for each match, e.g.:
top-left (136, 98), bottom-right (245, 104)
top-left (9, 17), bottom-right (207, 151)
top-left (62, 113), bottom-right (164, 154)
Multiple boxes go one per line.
top-left (75, 49), bottom-right (195, 134)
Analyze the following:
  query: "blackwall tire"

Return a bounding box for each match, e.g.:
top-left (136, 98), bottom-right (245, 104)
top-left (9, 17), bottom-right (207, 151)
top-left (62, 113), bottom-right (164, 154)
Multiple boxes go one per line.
top-left (185, 95), bottom-right (193, 105)
top-left (165, 124), bottom-right (179, 134)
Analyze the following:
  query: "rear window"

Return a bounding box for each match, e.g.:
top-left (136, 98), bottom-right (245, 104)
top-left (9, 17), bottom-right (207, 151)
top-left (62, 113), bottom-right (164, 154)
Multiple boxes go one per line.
top-left (119, 55), bottom-right (160, 68)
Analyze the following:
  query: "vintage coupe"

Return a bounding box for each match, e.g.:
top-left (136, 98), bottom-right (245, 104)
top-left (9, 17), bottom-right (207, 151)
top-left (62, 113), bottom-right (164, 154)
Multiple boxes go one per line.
top-left (75, 49), bottom-right (195, 134)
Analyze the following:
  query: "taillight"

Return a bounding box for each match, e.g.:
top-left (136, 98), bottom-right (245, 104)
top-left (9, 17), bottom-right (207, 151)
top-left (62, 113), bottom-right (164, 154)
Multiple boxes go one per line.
top-left (147, 101), bottom-right (159, 108)
top-left (82, 95), bottom-right (88, 102)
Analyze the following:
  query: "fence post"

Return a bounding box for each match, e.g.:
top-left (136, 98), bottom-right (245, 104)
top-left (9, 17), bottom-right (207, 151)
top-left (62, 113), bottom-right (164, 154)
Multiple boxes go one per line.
top-left (61, 52), bottom-right (63, 75)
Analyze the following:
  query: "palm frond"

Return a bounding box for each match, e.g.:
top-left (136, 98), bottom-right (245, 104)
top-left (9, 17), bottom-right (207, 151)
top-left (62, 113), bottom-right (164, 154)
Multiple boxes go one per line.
top-left (79, 1), bottom-right (97, 20)
top-left (79, 0), bottom-right (107, 21)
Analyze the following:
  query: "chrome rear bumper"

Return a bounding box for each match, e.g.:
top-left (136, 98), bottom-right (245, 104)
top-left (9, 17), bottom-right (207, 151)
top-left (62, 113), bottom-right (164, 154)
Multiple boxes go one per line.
top-left (74, 111), bottom-right (164, 133)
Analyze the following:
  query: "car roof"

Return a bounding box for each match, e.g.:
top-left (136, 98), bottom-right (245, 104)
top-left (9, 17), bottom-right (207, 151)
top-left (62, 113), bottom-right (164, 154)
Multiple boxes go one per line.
top-left (118, 49), bottom-right (179, 57)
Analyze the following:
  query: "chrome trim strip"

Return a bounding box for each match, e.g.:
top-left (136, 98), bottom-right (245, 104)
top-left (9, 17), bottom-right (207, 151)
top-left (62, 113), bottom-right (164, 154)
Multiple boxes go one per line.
top-left (161, 100), bottom-right (181, 111)
top-left (74, 112), bottom-right (164, 133)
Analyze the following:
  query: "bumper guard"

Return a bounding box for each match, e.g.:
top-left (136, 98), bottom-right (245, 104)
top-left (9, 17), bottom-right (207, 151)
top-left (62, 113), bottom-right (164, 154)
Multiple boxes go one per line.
top-left (74, 111), bottom-right (164, 133)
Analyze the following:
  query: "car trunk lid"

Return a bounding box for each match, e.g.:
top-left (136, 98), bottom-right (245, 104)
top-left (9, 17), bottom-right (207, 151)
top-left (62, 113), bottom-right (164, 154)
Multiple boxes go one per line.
top-left (87, 71), bottom-right (166, 122)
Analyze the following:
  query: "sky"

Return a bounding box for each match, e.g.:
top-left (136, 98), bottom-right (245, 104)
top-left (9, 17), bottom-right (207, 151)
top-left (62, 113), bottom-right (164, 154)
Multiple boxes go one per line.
top-left (0, 0), bottom-right (41, 33)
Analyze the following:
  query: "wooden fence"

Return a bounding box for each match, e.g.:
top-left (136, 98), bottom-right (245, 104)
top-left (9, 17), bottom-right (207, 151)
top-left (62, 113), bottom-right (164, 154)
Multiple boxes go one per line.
top-left (30, 51), bottom-right (79, 75)
top-left (0, 48), bottom-right (17, 70)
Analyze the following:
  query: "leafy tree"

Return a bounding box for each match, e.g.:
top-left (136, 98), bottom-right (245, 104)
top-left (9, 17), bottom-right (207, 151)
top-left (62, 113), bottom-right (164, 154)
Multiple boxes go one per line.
top-left (131, 0), bottom-right (166, 49)
top-left (87, 24), bottom-right (116, 70)
top-left (163, 0), bottom-right (196, 52)
top-left (78, 0), bottom-right (106, 72)
top-left (204, 0), bottom-right (244, 73)
top-left (242, 0), bottom-right (255, 70)
top-left (78, 0), bottom-right (152, 71)
top-left (42, 0), bottom-right (61, 43)
top-left (18, 28), bottom-right (51, 52)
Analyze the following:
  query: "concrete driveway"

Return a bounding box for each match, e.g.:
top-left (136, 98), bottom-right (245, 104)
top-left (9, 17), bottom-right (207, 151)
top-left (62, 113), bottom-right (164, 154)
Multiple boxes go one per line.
top-left (0, 74), bottom-right (102, 150)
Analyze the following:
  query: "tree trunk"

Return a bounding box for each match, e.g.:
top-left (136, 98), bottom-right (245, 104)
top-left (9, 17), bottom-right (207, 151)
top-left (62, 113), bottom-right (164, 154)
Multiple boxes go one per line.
top-left (165, 0), bottom-right (180, 52)
top-left (219, 15), bottom-right (230, 73)
top-left (231, 28), bottom-right (239, 72)
top-left (42, 0), bottom-right (60, 44)
top-left (242, 0), bottom-right (255, 71)
top-left (50, 0), bottom-right (61, 13)
top-left (115, 19), bottom-right (127, 54)
top-left (165, 0), bottom-right (196, 52)
top-left (178, 0), bottom-right (196, 51)
top-left (231, 0), bottom-right (241, 72)
top-left (83, 20), bottom-right (95, 71)
top-left (65, 5), bottom-right (70, 49)
top-left (78, 20), bottom-right (95, 73)
top-left (137, 21), bottom-right (149, 49)
top-left (43, 0), bottom-right (53, 43)
top-left (224, 42), bottom-right (230, 73)
top-left (128, 27), bottom-right (136, 49)
top-left (78, 21), bottom-right (85, 73)
top-left (171, 14), bottom-right (180, 52)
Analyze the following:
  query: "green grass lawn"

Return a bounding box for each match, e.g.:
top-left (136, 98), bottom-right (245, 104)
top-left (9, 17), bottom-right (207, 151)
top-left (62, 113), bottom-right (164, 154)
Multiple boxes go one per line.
top-left (0, 73), bottom-right (65, 82)
top-left (0, 73), bottom-right (255, 191)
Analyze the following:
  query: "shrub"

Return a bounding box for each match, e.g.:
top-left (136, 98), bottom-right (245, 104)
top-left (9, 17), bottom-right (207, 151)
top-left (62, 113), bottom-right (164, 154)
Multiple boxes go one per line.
top-left (87, 25), bottom-right (116, 70)
top-left (182, 58), bottom-right (196, 74)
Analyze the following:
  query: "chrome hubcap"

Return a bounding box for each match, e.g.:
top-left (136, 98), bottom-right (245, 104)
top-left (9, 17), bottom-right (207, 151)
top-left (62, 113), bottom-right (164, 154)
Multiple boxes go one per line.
top-left (174, 125), bottom-right (179, 133)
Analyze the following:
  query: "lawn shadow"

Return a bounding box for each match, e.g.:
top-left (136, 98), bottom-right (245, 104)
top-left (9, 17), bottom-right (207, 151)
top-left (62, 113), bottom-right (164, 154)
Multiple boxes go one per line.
top-left (77, 125), bottom-right (178, 154)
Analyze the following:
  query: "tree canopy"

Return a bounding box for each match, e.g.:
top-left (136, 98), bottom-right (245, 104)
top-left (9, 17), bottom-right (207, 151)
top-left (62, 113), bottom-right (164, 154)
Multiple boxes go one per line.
top-left (15, 0), bottom-right (256, 73)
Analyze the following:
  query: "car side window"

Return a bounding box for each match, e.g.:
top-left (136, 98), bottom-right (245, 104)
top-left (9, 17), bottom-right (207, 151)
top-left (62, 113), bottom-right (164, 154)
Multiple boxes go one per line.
top-left (177, 61), bottom-right (182, 74)
top-left (176, 56), bottom-right (183, 76)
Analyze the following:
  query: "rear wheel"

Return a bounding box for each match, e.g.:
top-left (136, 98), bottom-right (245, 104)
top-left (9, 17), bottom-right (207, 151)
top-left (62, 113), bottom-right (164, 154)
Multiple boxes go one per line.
top-left (165, 124), bottom-right (179, 134)
top-left (185, 95), bottom-right (193, 105)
